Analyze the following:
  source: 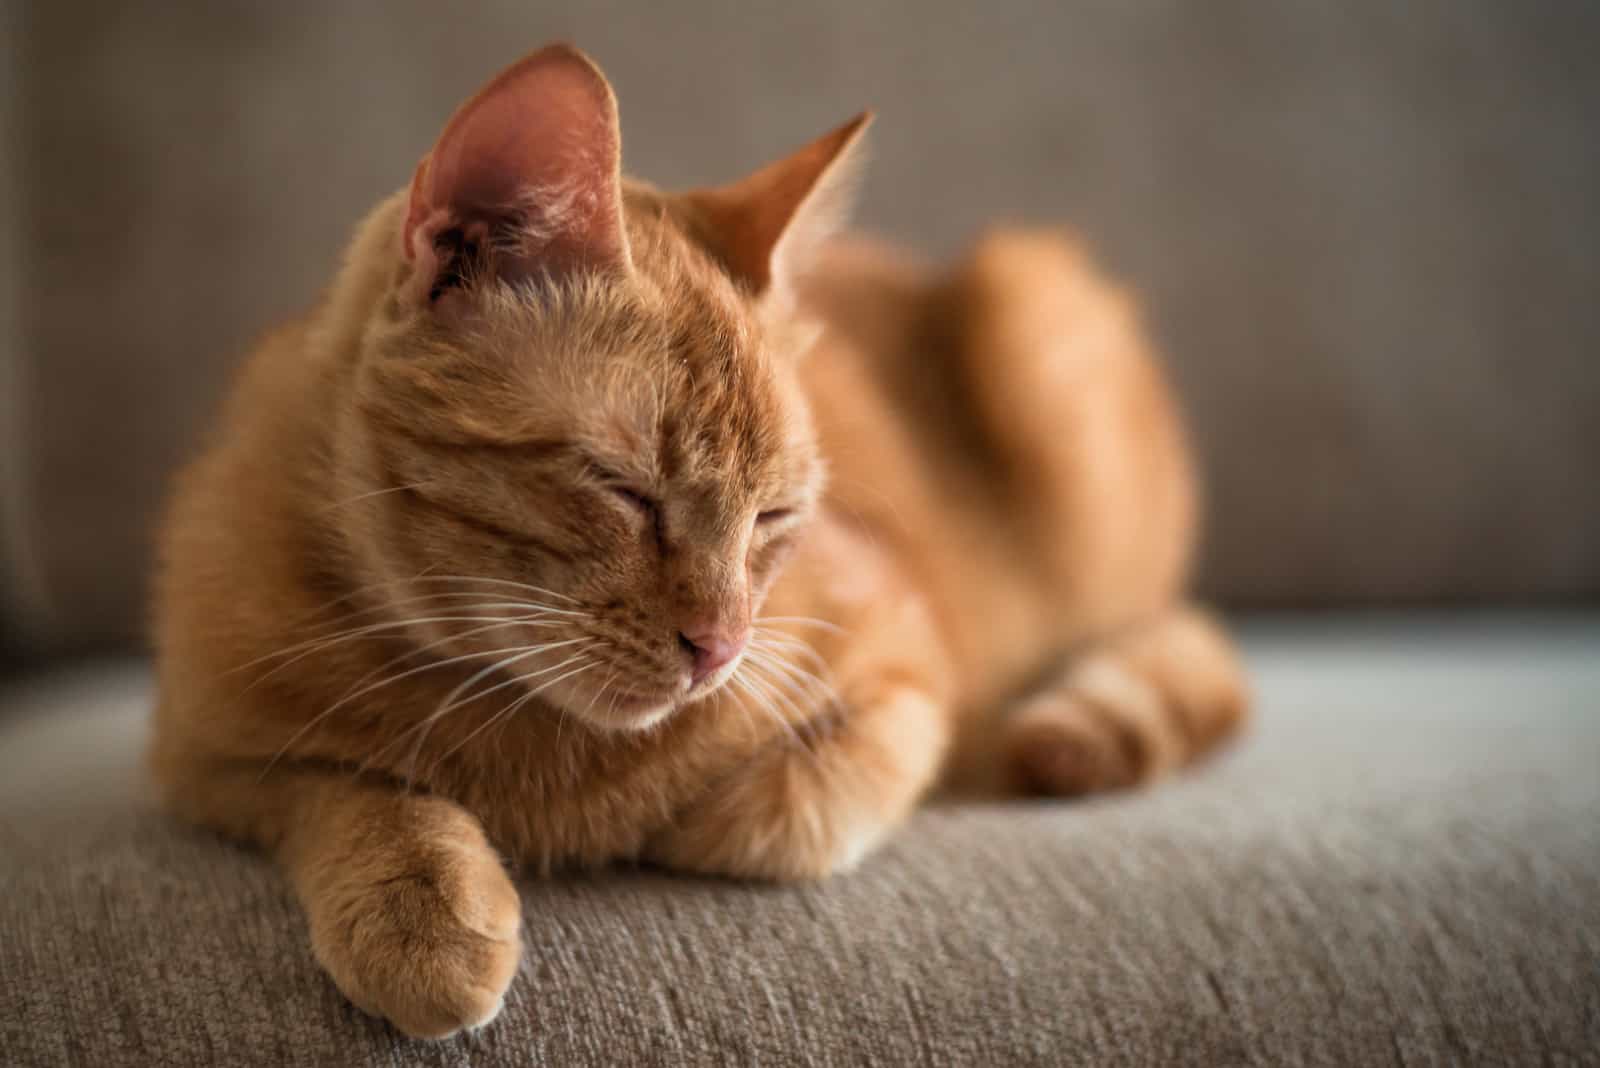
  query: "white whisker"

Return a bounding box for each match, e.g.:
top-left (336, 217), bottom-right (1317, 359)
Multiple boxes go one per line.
top-left (604, 678), bottom-right (624, 724)
top-left (230, 611), bottom-right (565, 691)
top-left (755, 615), bottom-right (847, 635)
top-left (436, 642), bottom-right (595, 722)
top-left (411, 574), bottom-right (581, 605)
top-left (255, 640), bottom-right (564, 783)
top-left (746, 644), bottom-right (841, 712)
top-left (422, 659), bottom-right (602, 778)
top-left (235, 611), bottom-right (568, 694)
top-left (317, 481), bottom-right (434, 514)
top-left (573, 665), bottom-right (618, 745)
top-left (733, 661), bottom-right (814, 757)
top-left (395, 647), bottom-right (598, 784)
top-left (751, 632), bottom-right (835, 683)
top-left (317, 616), bottom-right (576, 703)
top-left (264, 570), bottom-right (578, 636)
top-left (292, 590), bottom-right (587, 632)
top-left (725, 675), bottom-right (771, 746)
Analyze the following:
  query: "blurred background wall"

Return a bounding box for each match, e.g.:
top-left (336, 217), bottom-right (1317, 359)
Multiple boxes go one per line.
top-left (5, 1), bottom-right (1600, 654)
top-left (2, 0), bottom-right (44, 660)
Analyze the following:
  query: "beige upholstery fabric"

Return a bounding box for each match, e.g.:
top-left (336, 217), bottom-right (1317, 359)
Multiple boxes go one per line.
top-left (4, 3), bottom-right (1599, 650)
top-left (4, 618), bottom-right (1597, 1065)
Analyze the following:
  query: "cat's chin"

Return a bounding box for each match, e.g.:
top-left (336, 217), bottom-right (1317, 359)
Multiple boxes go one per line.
top-left (573, 691), bottom-right (680, 734)
top-left (570, 663), bottom-right (742, 734)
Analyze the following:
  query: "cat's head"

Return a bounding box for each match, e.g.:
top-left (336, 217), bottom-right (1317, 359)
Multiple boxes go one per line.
top-left (339, 45), bottom-right (866, 731)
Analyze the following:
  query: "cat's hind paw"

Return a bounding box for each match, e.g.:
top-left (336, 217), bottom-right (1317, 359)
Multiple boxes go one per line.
top-left (1003, 609), bottom-right (1248, 796)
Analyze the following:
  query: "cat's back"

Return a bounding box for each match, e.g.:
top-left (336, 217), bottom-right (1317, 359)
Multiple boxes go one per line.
top-left (798, 231), bottom-right (1197, 704)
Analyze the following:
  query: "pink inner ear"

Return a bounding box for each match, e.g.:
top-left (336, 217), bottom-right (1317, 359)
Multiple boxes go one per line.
top-left (403, 45), bottom-right (628, 294)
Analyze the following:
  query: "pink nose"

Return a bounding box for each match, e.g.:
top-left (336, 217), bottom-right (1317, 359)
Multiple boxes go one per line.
top-left (679, 625), bottom-right (748, 685)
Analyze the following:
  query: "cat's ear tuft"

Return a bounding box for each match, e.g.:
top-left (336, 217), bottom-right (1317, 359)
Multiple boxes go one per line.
top-left (402, 44), bottom-right (630, 305)
top-left (686, 113), bottom-right (872, 308)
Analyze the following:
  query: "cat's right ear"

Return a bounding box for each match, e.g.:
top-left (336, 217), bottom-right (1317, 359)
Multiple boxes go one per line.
top-left (401, 44), bottom-right (631, 308)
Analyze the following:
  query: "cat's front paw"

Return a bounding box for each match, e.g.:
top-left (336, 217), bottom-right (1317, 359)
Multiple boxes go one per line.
top-left (649, 762), bottom-right (892, 882)
top-left (305, 836), bottom-right (523, 1039)
top-left (649, 686), bottom-right (945, 881)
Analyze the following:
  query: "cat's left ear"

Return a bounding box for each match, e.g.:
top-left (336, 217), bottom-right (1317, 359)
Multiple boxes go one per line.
top-left (402, 44), bottom-right (631, 306)
top-left (684, 113), bottom-right (871, 310)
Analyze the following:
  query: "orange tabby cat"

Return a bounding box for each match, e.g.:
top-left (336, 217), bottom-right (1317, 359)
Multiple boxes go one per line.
top-left (151, 44), bottom-right (1247, 1039)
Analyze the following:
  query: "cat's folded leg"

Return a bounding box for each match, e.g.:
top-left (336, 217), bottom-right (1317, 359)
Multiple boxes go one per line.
top-left (247, 772), bottom-right (523, 1039)
top-left (644, 680), bottom-right (950, 882)
top-left (1002, 605), bottom-right (1249, 796)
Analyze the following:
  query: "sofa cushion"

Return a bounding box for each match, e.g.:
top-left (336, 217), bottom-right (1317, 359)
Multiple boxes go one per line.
top-left (2, 617), bottom-right (1597, 1065)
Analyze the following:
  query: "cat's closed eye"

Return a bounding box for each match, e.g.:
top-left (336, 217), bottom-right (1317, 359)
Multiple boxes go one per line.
top-left (610, 485), bottom-right (657, 516)
top-left (584, 460), bottom-right (655, 517)
top-left (756, 508), bottom-right (795, 526)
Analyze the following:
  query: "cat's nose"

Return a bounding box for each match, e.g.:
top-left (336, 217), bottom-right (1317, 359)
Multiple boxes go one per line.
top-left (678, 624), bottom-right (749, 685)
